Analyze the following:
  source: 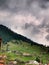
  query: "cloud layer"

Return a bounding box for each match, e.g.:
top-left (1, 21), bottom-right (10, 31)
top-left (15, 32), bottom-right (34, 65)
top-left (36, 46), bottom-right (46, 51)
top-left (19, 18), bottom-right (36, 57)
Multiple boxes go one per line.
top-left (0, 0), bottom-right (49, 46)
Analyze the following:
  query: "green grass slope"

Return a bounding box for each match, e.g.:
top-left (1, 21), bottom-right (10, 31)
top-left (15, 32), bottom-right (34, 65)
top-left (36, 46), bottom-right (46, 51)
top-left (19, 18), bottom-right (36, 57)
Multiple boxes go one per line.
top-left (0, 24), bottom-right (49, 64)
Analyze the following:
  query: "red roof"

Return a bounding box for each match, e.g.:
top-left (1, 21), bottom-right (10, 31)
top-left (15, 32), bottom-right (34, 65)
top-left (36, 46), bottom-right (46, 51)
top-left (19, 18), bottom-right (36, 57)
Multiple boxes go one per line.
top-left (0, 64), bottom-right (4, 65)
top-left (0, 60), bottom-right (4, 65)
top-left (0, 60), bottom-right (4, 63)
top-left (47, 64), bottom-right (49, 65)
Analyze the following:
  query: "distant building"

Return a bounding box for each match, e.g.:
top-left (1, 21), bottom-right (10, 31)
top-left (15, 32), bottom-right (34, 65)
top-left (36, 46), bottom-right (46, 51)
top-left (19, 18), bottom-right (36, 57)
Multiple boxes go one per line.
top-left (0, 38), bottom-right (2, 51)
top-left (47, 63), bottom-right (49, 65)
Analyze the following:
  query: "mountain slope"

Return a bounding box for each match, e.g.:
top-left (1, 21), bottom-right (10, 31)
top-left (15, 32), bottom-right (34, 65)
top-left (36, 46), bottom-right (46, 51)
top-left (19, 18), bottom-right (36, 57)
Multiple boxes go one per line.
top-left (0, 24), bottom-right (48, 51)
top-left (0, 25), bottom-right (49, 64)
top-left (0, 24), bottom-right (40, 45)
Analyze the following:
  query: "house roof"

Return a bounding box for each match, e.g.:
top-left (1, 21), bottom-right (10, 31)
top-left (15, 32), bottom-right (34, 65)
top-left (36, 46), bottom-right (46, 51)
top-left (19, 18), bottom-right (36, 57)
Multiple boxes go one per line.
top-left (47, 64), bottom-right (49, 65)
top-left (0, 60), bottom-right (4, 63)
top-left (0, 64), bottom-right (4, 65)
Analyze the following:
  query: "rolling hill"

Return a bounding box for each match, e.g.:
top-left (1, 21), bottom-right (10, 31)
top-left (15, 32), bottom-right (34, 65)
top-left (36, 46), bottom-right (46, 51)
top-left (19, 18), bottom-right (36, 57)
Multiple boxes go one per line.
top-left (0, 24), bottom-right (42, 45)
top-left (0, 24), bottom-right (49, 64)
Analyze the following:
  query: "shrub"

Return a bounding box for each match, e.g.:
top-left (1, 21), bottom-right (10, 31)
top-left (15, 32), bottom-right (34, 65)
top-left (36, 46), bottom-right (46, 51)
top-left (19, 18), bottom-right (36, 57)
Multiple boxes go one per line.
top-left (35, 56), bottom-right (40, 63)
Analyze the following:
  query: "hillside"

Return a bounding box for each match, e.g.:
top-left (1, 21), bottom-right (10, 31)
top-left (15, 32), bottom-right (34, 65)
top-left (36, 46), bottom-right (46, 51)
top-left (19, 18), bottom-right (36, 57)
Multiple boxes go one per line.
top-left (0, 24), bottom-right (49, 64)
top-left (0, 24), bottom-right (34, 43)
top-left (0, 24), bottom-right (42, 46)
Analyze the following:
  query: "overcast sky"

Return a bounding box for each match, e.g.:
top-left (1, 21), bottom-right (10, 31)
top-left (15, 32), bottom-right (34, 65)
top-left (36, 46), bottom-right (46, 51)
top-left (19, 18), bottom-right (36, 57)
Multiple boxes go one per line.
top-left (0, 0), bottom-right (49, 46)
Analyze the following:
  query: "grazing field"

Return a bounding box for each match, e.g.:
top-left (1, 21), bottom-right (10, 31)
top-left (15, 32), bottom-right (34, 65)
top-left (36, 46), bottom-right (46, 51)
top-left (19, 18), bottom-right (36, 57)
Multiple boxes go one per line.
top-left (0, 40), bottom-right (49, 65)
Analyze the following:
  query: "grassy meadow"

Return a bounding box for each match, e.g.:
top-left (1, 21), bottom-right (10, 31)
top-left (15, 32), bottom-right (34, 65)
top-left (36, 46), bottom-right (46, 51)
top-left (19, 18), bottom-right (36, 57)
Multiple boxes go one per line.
top-left (0, 40), bottom-right (49, 64)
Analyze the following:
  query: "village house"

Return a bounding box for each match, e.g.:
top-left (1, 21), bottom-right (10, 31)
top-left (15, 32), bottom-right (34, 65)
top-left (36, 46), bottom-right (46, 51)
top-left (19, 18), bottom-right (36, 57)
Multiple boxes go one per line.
top-left (0, 38), bottom-right (2, 51)
top-left (47, 63), bottom-right (49, 65)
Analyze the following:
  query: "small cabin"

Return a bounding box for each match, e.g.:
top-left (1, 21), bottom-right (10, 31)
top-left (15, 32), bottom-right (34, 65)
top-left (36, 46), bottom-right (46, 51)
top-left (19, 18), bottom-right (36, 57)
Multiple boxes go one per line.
top-left (47, 64), bottom-right (49, 65)
top-left (0, 38), bottom-right (2, 50)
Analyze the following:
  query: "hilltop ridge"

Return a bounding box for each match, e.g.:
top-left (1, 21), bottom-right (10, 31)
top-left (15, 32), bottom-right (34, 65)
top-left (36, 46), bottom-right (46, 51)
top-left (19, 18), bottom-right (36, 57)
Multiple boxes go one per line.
top-left (0, 24), bottom-right (43, 46)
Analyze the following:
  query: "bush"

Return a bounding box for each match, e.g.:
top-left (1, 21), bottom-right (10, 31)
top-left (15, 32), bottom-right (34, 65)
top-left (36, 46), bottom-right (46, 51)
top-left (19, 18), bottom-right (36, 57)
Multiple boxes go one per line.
top-left (35, 56), bottom-right (40, 63)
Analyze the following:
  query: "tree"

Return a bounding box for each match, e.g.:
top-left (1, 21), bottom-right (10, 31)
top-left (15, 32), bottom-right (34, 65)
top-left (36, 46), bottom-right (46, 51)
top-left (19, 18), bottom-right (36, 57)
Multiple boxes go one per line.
top-left (46, 46), bottom-right (49, 53)
top-left (35, 56), bottom-right (40, 63)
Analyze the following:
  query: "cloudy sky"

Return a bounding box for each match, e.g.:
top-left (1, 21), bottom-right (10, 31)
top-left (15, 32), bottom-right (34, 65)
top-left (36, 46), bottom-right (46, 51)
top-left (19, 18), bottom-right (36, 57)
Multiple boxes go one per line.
top-left (0, 0), bottom-right (49, 46)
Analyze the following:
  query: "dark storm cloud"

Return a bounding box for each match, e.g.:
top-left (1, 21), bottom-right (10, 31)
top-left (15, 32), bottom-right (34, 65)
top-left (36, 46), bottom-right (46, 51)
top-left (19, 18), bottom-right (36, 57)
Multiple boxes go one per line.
top-left (32, 27), bottom-right (40, 35)
top-left (45, 35), bottom-right (49, 41)
top-left (37, 17), bottom-right (49, 29)
top-left (38, 22), bottom-right (49, 28)
top-left (26, 0), bottom-right (34, 6)
top-left (23, 23), bottom-right (33, 29)
top-left (39, 0), bottom-right (49, 9)
top-left (44, 0), bottom-right (49, 1)
top-left (0, 0), bottom-right (6, 5)
top-left (0, 0), bottom-right (49, 46)
top-left (0, 0), bottom-right (8, 10)
top-left (22, 22), bottom-right (40, 35)
top-left (0, 0), bottom-right (49, 12)
top-left (46, 29), bottom-right (49, 33)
